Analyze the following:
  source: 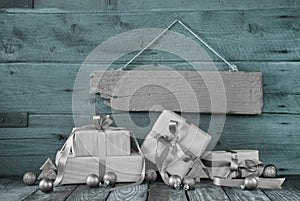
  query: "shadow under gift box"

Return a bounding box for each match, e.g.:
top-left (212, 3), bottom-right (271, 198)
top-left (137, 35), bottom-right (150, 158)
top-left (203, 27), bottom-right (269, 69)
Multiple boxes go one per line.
top-left (59, 153), bottom-right (143, 184)
top-left (141, 110), bottom-right (211, 178)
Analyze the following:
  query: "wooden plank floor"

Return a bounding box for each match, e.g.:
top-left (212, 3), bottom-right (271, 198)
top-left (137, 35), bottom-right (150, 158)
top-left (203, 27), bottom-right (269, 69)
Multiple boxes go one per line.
top-left (1, 176), bottom-right (300, 201)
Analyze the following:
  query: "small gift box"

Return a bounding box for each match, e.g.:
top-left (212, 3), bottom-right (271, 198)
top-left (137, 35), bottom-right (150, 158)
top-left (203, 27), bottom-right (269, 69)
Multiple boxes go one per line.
top-left (201, 150), bottom-right (262, 179)
top-left (60, 152), bottom-right (143, 184)
top-left (141, 110), bottom-right (211, 179)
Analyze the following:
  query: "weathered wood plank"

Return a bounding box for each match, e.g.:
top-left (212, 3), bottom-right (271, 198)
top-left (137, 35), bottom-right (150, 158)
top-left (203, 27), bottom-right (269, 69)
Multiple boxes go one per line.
top-left (34, 0), bottom-right (102, 11)
top-left (0, 112), bottom-right (28, 127)
top-left (285, 176), bottom-right (300, 189)
top-left (148, 182), bottom-right (188, 201)
top-left (117, 0), bottom-right (300, 12)
top-left (23, 185), bottom-right (77, 201)
top-left (1, 62), bottom-right (300, 115)
top-left (223, 186), bottom-right (271, 201)
top-left (90, 70), bottom-right (263, 114)
top-left (65, 185), bottom-right (110, 201)
top-left (0, 9), bottom-right (300, 62)
top-left (106, 184), bottom-right (148, 201)
top-left (262, 181), bottom-right (300, 201)
top-left (0, 0), bottom-right (32, 8)
top-left (0, 177), bottom-right (38, 200)
top-left (187, 180), bottom-right (229, 201)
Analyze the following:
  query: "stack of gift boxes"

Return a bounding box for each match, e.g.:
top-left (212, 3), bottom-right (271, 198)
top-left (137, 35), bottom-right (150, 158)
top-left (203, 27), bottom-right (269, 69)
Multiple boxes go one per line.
top-left (54, 110), bottom-right (284, 190)
top-left (54, 117), bottom-right (144, 185)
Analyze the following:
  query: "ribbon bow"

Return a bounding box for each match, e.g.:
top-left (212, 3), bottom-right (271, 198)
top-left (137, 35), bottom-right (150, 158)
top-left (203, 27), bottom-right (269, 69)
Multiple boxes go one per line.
top-left (93, 115), bottom-right (113, 130)
top-left (155, 120), bottom-right (197, 185)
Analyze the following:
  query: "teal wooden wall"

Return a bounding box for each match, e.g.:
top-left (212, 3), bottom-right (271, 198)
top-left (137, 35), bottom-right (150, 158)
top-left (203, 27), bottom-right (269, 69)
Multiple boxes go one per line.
top-left (0, 0), bottom-right (300, 176)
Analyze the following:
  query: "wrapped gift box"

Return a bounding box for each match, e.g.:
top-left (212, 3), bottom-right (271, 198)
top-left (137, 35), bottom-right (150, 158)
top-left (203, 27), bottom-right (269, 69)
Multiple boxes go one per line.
top-left (141, 110), bottom-right (211, 178)
top-left (201, 150), bottom-right (261, 179)
top-left (60, 153), bottom-right (143, 184)
top-left (72, 126), bottom-right (131, 157)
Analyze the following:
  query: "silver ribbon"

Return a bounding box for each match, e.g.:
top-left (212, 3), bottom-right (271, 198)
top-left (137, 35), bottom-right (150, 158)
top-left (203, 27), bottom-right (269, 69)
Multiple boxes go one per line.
top-left (154, 120), bottom-right (197, 185)
top-left (54, 115), bottom-right (145, 189)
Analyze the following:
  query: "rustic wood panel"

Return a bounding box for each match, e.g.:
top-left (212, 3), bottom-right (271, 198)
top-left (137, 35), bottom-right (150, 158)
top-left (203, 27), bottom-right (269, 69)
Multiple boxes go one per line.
top-left (223, 187), bottom-right (271, 201)
top-left (0, 62), bottom-right (299, 115)
top-left (0, 9), bottom-right (300, 62)
top-left (0, 112), bottom-right (28, 127)
top-left (0, 112), bottom-right (299, 175)
top-left (285, 176), bottom-right (300, 189)
top-left (263, 182), bottom-right (300, 201)
top-left (34, 0), bottom-right (102, 11)
top-left (65, 185), bottom-right (110, 201)
top-left (0, 0), bottom-right (32, 8)
top-left (187, 180), bottom-right (229, 201)
top-left (23, 185), bottom-right (77, 201)
top-left (148, 182), bottom-right (188, 201)
top-left (106, 184), bottom-right (148, 201)
top-left (0, 178), bottom-right (38, 200)
top-left (116, 0), bottom-right (300, 12)
top-left (90, 70), bottom-right (263, 114)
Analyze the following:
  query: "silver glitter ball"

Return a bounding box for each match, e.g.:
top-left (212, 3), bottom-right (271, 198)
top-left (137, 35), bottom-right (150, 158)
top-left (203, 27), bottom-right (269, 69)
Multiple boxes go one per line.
top-left (86, 174), bottom-right (100, 188)
top-left (103, 172), bottom-right (117, 187)
top-left (183, 177), bottom-right (196, 190)
top-left (241, 175), bottom-right (258, 190)
top-left (262, 164), bottom-right (277, 178)
top-left (39, 179), bottom-right (53, 193)
top-left (145, 169), bottom-right (157, 183)
top-left (169, 175), bottom-right (182, 189)
top-left (23, 172), bottom-right (36, 186)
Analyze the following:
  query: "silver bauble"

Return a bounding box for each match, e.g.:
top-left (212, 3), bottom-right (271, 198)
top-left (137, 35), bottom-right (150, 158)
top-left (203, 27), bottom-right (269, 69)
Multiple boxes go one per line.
top-left (86, 174), bottom-right (100, 188)
top-left (241, 175), bottom-right (258, 190)
top-left (183, 177), bottom-right (196, 190)
top-left (145, 169), bottom-right (157, 183)
top-left (23, 172), bottom-right (36, 186)
top-left (169, 175), bottom-right (182, 190)
top-left (103, 172), bottom-right (117, 187)
top-left (262, 164), bottom-right (277, 178)
top-left (39, 179), bottom-right (53, 193)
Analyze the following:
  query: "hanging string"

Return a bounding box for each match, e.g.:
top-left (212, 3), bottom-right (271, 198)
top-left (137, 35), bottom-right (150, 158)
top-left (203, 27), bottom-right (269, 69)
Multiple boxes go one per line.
top-left (119, 19), bottom-right (238, 72)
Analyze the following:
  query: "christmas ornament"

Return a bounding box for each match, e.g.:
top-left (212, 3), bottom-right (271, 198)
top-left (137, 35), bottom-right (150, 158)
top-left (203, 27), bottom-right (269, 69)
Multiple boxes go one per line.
top-left (39, 179), bottom-right (53, 193)
top-left (262, 164), bottom-right (277, 178)
top-left (169, 175), bottom-right (182, 190)
top-left (183, 177), bottom-right (196, 191)
top-left (23, 172), bottom-right (36, 186)
top-left (103, 172), bottom-right (117, 187)
top-left (38, 158), bottom-right (57, 180)
top-left (86, 174), bottom-right (100, 188)
top-left (145, 169), bottom-right (157, 183)
top-left (241, 175), bottom-right (258, 190)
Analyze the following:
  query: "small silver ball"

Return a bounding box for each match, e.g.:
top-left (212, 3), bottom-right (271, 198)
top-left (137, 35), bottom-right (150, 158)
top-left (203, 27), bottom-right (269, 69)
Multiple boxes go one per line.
top-left (103, 172), bottom-right (117, 186)
top-left (145, 169), bottom-right (157, 183)
top-left (86, 174), bottom-right (100, 188)
top-left (241, 175), bottom-right (258, 190)
top-left (23, 172), bottom-right (36, 186)
top-left (39, 179), bottom-right (53, 193)
top-left (183, 177), bottom-right (196, 190)
top-left (262, 164), bottom-right (277, 178)
top-left (169, 175), bottom-right (182, 189)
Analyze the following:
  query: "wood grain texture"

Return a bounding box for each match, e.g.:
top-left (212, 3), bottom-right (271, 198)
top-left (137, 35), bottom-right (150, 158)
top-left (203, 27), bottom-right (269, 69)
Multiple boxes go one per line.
top-left (0, 178), bottom-right (38, 200)
top-left (90, 70), bottom-right (263, 114)
top-left (23, 185), bottom-right (77, 201)
top-left (0, 9), bottom-right (300, 62)
top-left (65, 185), bottom-right (110, 201)
top-left (117, 0), bottom-right (300, 11)
top-left (285, 176), bottom-right (300, 189)
top-left (0, 0), bottom-right (32, 8)
top-left (148, 182), bottom-right (188, 201)
top-left (262, 182), bottom-right (300, 201)
top-left (0, 62), bottom-right (300, 115)
top-left (106, 184), bottom-right (148, 201)
top-left (0, 112), bottom-right (28, 127)
top-left (187, 180), bottom-right (229, 201)
top-left (34, 0), bottom-right (102, 11)
top-left (223, 187), bottom-right (271, 201)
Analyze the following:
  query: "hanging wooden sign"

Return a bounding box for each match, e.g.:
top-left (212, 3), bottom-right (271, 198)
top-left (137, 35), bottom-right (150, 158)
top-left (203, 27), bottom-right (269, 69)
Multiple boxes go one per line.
top-left (90, 70), bottom-right (263, 115)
